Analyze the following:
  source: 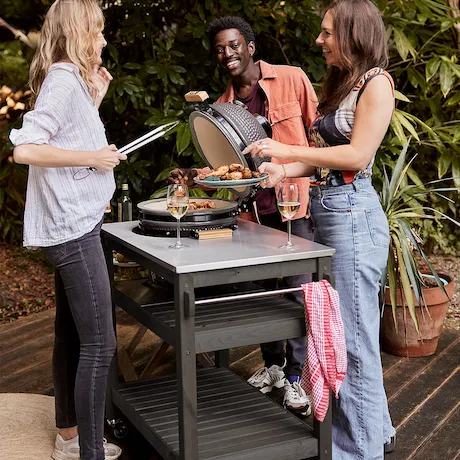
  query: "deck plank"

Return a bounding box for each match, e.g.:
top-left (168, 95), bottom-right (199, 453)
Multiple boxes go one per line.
top-left (383, 329), bottom-right (459, 399)
top-left (389, 367), bottom-right (459, 459)
top-left (411, 405), bottom-right (460, 460)
top-left (0, 308), bottom-right (55, 355)
top-left (387, 339), bottom-right (460, 428)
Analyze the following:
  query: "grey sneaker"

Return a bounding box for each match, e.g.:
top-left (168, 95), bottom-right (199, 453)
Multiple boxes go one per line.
top-left (247, 361), bottom-right (286, 394)
top-left (283, 380), bottom-right (312, 417)
top-left (52, 434), bottom-right (122, 460)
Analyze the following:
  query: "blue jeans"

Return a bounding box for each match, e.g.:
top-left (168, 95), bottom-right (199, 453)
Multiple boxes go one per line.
top-left (310, 179), bottom-right (395, 460)
top-left (42, 221), bottom-right (116, 460)
top-left (258, 213), bottom-right (313, 376)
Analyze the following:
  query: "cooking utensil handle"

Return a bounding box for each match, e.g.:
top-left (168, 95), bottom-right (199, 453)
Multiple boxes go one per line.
top-left (118, 121), bottom-right (179, 154)
top-left (119, 130), bottom-right (166, 156)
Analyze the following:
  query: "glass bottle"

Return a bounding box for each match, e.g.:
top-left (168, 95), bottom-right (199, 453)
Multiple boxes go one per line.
top-left (117, 183), bottom-right (133, 222)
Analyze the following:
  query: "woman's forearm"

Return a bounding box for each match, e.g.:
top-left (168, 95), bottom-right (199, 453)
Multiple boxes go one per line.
top-left (13, 144), bottom-right (94, 168)
top-left (288, 144), bottom-right (370, 171)
top-left (284, 161), bottom-right (315, 178)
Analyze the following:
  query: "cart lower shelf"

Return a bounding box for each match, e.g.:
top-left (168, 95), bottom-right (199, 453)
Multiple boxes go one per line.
top-left (112, 367), bottom-right (318, 460)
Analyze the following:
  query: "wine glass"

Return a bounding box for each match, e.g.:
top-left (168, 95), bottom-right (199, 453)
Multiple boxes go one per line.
top-left (166, 184), bottom-right (189, 249)
top-left (277, 182), bottom-right (300, 250)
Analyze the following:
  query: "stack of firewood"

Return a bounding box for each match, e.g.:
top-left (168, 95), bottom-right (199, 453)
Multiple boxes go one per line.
top-left (0, 85), bottom-right (30, 129)
top-left (0, 86), bottom-right (30, 162)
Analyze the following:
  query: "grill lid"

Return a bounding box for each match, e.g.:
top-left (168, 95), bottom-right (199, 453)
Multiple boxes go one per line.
top-left (187, 92), bottom-right (271, 197)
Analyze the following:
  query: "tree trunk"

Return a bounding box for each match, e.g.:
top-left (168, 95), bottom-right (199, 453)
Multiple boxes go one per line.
top-left (447, 0), bottom-right (460, 49)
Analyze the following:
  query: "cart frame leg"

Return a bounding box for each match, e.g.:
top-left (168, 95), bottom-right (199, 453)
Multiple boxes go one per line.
top-left (215, 349), bottom-right (230, 368)
top-left (103, 237), bottom-right (118, 422)
top-left (175, 273), bottom-right (198, 460)
top-left (313, 257), bottom-right (334, 460)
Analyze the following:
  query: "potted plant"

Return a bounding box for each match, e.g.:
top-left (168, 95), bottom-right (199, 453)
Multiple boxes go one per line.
top-left (378, 141), bottom-right (458, 357)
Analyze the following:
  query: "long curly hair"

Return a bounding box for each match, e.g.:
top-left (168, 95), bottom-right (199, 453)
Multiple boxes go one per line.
top-left (318, 0), bottom-right (388, 115)
top-left (29, 0), bottom-right (104, 107)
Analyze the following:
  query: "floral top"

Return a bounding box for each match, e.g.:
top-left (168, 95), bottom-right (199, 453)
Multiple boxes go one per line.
top-left (309, 67), bottom-right (394, 186)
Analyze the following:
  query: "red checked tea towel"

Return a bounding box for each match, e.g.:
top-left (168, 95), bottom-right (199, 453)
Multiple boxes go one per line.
top-left (301, 280), bottom-right (347, 422)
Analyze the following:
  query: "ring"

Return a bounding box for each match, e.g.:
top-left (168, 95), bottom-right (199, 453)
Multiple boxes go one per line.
top-left (260, 143), bottom-right (268, 150)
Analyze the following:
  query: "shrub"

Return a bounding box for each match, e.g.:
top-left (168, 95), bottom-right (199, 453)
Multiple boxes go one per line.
top-left (0, 0), bottom-right (458, 251)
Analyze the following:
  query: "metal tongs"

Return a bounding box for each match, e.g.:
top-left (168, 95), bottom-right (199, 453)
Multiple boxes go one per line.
top-left (118, 120), bottom-right (179, 156)
top-left (76, 121), bottom-right (180, 179)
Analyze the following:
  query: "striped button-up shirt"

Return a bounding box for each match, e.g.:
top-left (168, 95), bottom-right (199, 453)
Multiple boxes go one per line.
top-left (10, 62), bottom-right (115, 248)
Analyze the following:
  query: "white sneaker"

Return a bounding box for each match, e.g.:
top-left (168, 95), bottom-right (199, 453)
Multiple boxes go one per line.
top-left (52, 434), bottom-right (122, 460)
top-left (102, 438), bottom-right (122, 460)
top-left (283, 380), bottom-right (312, 417)
top-left (247, 361), bottom-right (286, 394)
top-left (52, 434), bottom-right (79, 460)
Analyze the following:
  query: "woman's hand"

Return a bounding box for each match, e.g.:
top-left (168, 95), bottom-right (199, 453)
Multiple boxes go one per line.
top-left (91, 66), bottom-right (113, 102)
top-left (242, 138), bottom-right (293, 160)
top-left (92, 144), bottom-right (126, 170)
top-left (258, 162), bottom-right (285, 188)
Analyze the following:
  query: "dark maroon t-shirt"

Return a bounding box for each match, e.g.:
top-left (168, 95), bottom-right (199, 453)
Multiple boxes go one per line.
top-left (235, 83), bottom-right (277, 215)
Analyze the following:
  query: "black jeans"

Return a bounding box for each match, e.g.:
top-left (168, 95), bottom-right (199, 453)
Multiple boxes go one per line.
top-left (257, 213), bottom-right (313, 377)
top-left (42, 221), bottom-right (116, 460)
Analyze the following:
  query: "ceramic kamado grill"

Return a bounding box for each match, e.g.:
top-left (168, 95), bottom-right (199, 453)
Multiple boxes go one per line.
top-left (136, 91), bottom-right (272, 237)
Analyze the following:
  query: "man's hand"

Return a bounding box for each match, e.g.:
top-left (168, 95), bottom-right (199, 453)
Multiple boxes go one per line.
top-left (168, 168), bottom-right (198, 187)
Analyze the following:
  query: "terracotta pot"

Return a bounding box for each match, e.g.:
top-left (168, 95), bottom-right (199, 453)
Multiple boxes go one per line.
top-left (380, 274), bottom-right (454, 357)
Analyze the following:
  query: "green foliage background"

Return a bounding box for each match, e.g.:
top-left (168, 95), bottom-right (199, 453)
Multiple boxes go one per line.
top-left (0, 0), bottom-right (458, 253)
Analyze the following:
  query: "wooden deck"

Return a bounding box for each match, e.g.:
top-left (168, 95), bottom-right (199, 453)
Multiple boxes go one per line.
top-left (0, 308), bottom-right (459, 460)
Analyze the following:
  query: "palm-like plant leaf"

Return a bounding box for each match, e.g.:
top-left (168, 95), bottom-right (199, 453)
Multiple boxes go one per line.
top-left (387, 140), bottom-right (411, 204)
top-left (386, 245), bottom-right (398, 326)
top-left (379, 141), bottom-right (459, 332)
top-left (393, 236), bottom-right (419, 332)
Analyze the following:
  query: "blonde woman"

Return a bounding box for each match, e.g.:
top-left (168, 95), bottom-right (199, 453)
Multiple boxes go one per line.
top-left (10, 1), bottom-right (125, 459)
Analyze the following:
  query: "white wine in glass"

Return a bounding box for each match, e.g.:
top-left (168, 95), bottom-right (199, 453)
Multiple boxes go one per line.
top-left (166, 184), bottom-right (189, 249)
top-left (277, 183), bottom-right (300, 250)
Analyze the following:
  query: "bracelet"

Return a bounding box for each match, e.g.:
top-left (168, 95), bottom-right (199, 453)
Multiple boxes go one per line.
top-left (281, 164), bottom-right (287, 182)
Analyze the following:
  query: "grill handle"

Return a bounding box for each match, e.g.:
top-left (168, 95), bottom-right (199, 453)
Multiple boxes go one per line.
top-left (195, 286), bottom-right (303, 306)
top-left (139, 286), bottom-right (303, 309)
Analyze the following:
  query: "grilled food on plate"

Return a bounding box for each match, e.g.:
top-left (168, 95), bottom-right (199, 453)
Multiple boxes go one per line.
top-left (197, 164), bottom-right (260, 181)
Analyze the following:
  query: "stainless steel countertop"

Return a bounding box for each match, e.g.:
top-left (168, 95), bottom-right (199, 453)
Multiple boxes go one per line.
top-left (102, 220), bottom-right (335, 274)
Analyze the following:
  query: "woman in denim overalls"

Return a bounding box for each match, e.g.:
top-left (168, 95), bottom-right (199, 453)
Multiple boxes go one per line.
top-left (243, 0), bottom-right (395, 458)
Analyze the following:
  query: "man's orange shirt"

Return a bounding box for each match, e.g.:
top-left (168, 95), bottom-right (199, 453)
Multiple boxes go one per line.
top-left (217, 60), bottom-right (318, 220)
